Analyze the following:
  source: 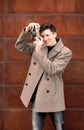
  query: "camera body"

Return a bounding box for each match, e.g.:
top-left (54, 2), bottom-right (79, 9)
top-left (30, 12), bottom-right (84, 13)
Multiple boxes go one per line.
top-left (30, 26), bottom-right (37, 38)
top-left (30, 24), bottom-right (40, 39)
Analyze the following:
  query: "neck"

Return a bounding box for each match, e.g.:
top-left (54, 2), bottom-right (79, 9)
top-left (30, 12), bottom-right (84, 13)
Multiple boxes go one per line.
top-left (49, 41), bottom-right (57, 47)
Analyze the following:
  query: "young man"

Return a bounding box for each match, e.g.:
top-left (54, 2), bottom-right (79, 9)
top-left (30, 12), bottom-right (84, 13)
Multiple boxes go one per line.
top-left (15, 22), bottom-right (72, 130)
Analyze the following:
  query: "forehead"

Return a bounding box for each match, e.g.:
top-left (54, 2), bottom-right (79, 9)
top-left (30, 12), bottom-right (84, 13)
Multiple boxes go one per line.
top-left (40, 29), bottom-right (53, 35)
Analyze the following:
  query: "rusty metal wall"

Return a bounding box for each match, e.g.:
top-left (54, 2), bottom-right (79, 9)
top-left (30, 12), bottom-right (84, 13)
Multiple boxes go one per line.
top-left (0, 0), bottom-right (84, 130)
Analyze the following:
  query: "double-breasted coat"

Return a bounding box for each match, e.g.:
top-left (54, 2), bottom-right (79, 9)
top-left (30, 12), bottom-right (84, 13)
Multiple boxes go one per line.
top-left (15, 28), bottom-right (72, 112)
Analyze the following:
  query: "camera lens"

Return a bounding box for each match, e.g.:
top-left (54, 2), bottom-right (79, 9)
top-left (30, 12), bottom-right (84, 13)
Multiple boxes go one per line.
top-left (31, 31), bottom-right (36, 38)
top-left (31, 26), bottom-right (36, 38)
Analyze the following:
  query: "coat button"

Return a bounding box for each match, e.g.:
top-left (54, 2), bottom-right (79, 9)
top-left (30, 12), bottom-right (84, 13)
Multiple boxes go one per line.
top-left (29, 72), bottom-right (31, 75)
top-left (47, 78), bottom-right (49, 81)
top-left (46, 90), bottom-right (49, 93)
top-left (25, 83), bottom-right (28, 86)
top-left (33, 62), bottom-right (36, 65)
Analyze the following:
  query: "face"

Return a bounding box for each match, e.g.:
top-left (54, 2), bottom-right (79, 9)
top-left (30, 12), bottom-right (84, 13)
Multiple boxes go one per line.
top-left (40, 29), bottom-right (57, 46)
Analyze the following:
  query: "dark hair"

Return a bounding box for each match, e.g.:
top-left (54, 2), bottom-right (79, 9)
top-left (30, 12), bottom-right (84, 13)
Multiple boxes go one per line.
top-left (40, 23), bottom-right (56, 33)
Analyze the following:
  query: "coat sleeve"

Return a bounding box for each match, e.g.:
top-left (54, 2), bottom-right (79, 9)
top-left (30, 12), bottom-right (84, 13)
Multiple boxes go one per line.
top-left (33, 47), bottom-right (72, 75)
top-left (15, 28), bottom-right (35, 56)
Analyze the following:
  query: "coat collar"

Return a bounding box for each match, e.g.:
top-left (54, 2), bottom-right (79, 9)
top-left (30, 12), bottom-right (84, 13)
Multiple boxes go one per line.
top-left (43, 38), bottom-right (64, 59)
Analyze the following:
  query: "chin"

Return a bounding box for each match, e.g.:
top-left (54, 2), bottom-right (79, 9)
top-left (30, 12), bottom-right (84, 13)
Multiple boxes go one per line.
top-left (46, 44), bottom-right (49, 46)
top-left (45, 43), bottom-right (50, 46)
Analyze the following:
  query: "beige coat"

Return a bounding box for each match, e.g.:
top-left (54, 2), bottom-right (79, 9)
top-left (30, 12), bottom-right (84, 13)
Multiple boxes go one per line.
top-left (15, 29), bottom-right (72, 112)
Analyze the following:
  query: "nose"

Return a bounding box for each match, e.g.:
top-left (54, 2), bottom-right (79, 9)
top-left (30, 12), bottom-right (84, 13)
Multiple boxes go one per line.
top-left (43, 36), bottom-right (47, 41)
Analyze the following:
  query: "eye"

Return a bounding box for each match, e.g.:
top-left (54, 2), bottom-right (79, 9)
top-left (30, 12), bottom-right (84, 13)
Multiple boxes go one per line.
top-left (46, 34), bottom-right (49, 37)
top-left (41, 35), bottom-right (44, 38)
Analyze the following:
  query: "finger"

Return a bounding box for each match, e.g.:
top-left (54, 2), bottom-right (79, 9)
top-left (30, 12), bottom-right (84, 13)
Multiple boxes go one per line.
top-left (34, 37), bottom-right (41, 42)
top-left (29, 23), bottom-right (34, 30)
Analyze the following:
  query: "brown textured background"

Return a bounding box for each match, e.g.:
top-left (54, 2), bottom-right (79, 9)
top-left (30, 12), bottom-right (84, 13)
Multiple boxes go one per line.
top-left (0, 0), bottom-right (84, 130)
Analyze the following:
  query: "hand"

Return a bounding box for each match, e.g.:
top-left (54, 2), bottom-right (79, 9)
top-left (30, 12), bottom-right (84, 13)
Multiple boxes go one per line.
top-left (33, 36), bottom-right (43, 52)
top-left (33, 36), bottom-right (43, 46)
top-left (25, 22), bottom-right (40, 33)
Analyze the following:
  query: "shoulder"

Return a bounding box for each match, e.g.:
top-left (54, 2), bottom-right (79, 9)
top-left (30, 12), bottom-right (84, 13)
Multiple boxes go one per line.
top-left (63, 45), bottom-right (72, 52)
top-left (58, 38), bottom-right (72, 53)
top-left (56, 38), bottom-right (72, 58)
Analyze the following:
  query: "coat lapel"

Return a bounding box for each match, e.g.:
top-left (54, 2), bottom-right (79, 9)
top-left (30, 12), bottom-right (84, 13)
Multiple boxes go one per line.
top-left (48, 38), bottom-right (64, 59)
top-left (41, 44), bottom-right (48, 55)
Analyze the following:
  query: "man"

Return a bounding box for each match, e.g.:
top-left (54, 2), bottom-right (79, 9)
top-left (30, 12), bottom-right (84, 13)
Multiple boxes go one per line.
top-left (15, 22), bottom-right (72, 130)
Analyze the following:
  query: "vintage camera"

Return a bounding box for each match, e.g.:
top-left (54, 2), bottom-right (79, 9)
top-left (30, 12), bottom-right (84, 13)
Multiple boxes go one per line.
top-left (30, 24), bottom-right (40, 39)
top-left (30, 25), bottom-right (37, 39)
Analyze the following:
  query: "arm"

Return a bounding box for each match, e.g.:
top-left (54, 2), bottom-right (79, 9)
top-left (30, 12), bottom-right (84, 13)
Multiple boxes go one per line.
top-left (15, 22), bottom-right (40, 55)
top-left (33, 46), bottom-right (72, 75)
top-left (15, 28), bottom-right (35, 56)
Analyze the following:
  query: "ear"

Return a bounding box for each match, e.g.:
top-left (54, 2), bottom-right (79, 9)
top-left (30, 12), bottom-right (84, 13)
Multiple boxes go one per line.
top-left (54, 32), bottom-right (57, 37)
